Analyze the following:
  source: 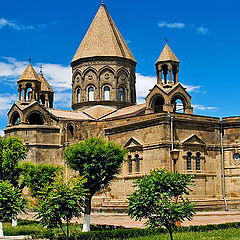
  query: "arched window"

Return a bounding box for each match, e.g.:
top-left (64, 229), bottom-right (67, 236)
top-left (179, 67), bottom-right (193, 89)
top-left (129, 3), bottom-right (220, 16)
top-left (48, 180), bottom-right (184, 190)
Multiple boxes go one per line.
top-left (26, 86), bottom-right (32, 102)
top-left (40, 95), bottom-right (45, 106)
top-left (77, 89), bottom-right (81, 103)
top-left (88, 86), bottom-right (94, 101)
top-left (135, 154), bottom-right (140, 173)
top-left (27, 112), bottom-right (44, 125)
top-left (187, 152), bottom-right (192, 170)
top-left (104, 86), bottom-right (110, 100)
top-left (171, 96), bottom-right (185, 113)
top-left (67, 124), bottom-right (74, 141)
top-left (119, 87), bottom-right (124, 101)
top-left (128, 155), bottom-right (132, 174)
top-left (196, 152), bottom-right (201, 170)
top-left (11, 112), bottom-right (21, 126)
top-left (153, 96), bottom-right (164, 113)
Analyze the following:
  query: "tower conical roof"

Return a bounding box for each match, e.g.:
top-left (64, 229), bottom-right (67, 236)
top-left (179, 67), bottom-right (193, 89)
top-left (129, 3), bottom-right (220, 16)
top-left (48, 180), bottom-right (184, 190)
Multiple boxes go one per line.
top-left (156, 43), bottom-right (180, 64)
top-left (39, 73), bottom-right (54, 92)
top-left (17, 63), bottom-right (41, 82)
top-left (72, 3), bottom-right (136, 63)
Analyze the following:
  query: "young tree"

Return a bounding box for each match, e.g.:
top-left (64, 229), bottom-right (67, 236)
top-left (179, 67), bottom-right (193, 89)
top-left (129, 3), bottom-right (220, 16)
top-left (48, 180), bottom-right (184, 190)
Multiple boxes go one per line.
top-left (64, 137), bottom-right (127, 232)
top-left (20, 162), bottom-right (62, 198)
top-left (36, 176), bottom-right (85, 240)
top-left (128, 169), bottom-right (195, 240)
top-left (0, 136), bottom-right (28, 186)
top-left (0, 136), bottom-right (28, 226)
top-left (0, 180), bottom-right (26, 236)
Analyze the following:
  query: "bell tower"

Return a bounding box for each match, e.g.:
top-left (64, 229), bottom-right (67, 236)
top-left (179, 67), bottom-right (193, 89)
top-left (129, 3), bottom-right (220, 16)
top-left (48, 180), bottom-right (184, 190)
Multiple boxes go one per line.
top-left (145, 42), bottom-right (193, 114)
top-left (155, 42), bottom-right (180, 86)
top-left (71, 2), bottom-right (137, 111)
top-left (17, 58), bottom-right (41, 104)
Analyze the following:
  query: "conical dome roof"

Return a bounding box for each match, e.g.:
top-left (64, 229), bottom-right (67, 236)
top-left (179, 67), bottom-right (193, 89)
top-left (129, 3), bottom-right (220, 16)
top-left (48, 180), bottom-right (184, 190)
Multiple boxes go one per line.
top-left (39, 73), bottom-right (54, 92)
top-left (156, 43), bottom-right (180, 64)
top-left (72, 3), bottom-right (136, 63)
top-left (17, 63), bottom-right (41, 82)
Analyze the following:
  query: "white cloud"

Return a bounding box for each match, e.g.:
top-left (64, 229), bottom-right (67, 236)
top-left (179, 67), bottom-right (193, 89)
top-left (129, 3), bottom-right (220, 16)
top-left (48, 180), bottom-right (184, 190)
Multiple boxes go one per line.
top-left (192, 104), bottom-right (217, 111)
top-left (0, 130), bottom-right (4, 137)
top-left (182, 84), bottom-right (201, 93)
top-left (158, 21), bottom-right (186, 29)
top-left (38, 63), bottom-right (71, 91)
top-left (197, 27), bottom-right (209, 35)
top-left (0, 93), bottom-right (17, 110)
top-left (136, 73), bottom-right (156, 104)
top-left (54, 91), bottom-right (72, 109)
top-left (0, 18), bottom-right (33, 30)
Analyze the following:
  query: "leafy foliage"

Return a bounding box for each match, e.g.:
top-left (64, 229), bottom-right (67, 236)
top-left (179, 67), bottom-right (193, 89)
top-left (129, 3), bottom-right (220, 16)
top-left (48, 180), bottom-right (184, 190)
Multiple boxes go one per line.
top-left (128, 169), bottom-right (195, 240)
top-left (20, 162), bottom-right (62, 198)
top-left (64, 137), bottom-right (127, 196)
top-left (0, 136), bottom-right (28, 187)
top-left (0, 180), bottom-right (26, 222)
top-left (36, 175), bottom-right (86, 240)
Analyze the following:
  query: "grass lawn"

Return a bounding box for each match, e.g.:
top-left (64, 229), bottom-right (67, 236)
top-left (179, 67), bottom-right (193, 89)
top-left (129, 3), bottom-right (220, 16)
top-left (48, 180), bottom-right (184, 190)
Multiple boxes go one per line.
top-left (127, 228), bottom-right (240, 240)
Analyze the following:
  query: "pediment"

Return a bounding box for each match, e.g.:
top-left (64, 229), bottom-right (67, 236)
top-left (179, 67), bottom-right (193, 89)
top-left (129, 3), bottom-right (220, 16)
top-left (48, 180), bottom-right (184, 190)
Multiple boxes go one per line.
top-left (124, 137), bottom-right (143, 149)
top-left (145, 84), bottom-right (168, 100)
top-left (182, 134), bottom-right (206, 146)
top-left (168, 83), bottom-right (192, 99)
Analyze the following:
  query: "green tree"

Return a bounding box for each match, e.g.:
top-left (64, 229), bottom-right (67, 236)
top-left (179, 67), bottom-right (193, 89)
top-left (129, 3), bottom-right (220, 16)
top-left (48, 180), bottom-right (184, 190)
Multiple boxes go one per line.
top-left (64, 137), bottom-right (127, 232)
top-left (20, 162), bottom-right (62, 198)
top-left (128, 169), bottom-right (195, 240)
top-left (36, 175), bottom-right (85, 240)
top-left (0, 136), bottom-right (28, 186)
top-left (0, 180), bottom-right (26, 236)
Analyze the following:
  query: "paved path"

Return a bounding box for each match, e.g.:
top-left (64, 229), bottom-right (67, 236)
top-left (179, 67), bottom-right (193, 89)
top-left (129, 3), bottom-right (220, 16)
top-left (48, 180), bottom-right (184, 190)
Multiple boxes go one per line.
top-left (18, 211), bottom-right (240, 228)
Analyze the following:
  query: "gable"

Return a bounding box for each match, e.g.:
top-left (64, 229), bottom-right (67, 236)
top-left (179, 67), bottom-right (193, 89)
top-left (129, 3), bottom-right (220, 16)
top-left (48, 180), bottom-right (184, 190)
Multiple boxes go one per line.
top-left (182, 134), bottom-right (206, 146)
top-left (124, 137), bottom-right (143, 150)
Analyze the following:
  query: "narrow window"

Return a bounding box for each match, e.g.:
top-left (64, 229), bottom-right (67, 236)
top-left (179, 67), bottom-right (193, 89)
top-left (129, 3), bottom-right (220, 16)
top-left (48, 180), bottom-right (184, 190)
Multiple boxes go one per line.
top-left (119, 87), bottom-right (124, 101)
top-left (187, 152), bottom-right (192, 170)
top-left (128, 155), bottom-right (132, 174)
top-left (88, 86), bottom-right (94, 101)
top-left (196, 152), bottom-right (201, 170)
top-left (67, 125), bottom-right (74, 141)
top-left (104, 86), bottom-right (110, 100)
top-left (77, 89), bottom-right (81, 103)
top-left (135, 154), bottom-right (140, 173)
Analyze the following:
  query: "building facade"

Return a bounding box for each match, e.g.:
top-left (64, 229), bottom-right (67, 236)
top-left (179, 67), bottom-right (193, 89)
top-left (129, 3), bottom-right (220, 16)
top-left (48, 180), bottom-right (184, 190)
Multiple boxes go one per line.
top-left (4, 3), bottom-right (240, 212)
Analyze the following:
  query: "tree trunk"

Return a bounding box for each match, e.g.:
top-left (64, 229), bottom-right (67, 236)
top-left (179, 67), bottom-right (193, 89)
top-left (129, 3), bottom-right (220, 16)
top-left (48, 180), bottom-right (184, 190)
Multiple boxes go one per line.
top-left (82, 195), bottom-right (92, 232)
top-left (168, 226), bottom-right (173, 240)
top-left (0, 222), bottom-right (3, 237)
top-left (12, 215), bottom-right (17, 227)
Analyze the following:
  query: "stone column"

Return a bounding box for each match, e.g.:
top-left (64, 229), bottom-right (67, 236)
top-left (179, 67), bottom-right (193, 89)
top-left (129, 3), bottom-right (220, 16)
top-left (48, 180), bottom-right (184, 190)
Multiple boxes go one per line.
top-left (32, 87), bottom-right (36, 101)
top-left (157, 70), bottom-right (162, 85)
top-left (22, 87), bottom-right (26, 102)
top-left (169, 69), bottom-right (173, 84)
top-left (45, 94), bottom-right (49, 108)
top-left (18, 89), bottom-right (21, 102)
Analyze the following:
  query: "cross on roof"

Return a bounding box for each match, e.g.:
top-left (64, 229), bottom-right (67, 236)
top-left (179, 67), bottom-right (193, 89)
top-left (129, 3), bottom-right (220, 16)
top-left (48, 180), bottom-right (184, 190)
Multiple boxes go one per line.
top-left (165, 38), bottom-right (168, 43)
top-left (39, 65), bottom-right (43, 74)
top-left (28, 57), bottom-right (32, 63)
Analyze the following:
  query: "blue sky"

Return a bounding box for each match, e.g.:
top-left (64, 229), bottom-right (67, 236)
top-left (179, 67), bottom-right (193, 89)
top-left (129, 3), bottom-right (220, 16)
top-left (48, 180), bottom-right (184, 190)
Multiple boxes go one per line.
top-left (0, 0), bottom-right (240, 135)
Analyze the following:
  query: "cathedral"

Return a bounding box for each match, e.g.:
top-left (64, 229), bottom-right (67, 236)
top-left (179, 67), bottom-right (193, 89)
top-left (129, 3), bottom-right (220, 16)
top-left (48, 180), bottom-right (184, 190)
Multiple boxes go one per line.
top-left (4, 2), bottom-right (240, 212)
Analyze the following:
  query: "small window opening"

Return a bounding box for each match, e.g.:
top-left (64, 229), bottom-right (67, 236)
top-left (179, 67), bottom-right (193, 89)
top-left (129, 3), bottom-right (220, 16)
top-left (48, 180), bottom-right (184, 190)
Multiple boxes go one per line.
top-left (119, 87), bottom-right (124, 101)
top-left (128, 155), bottom-right (132, 174)
top-left (88, 86), bottom-right (94, 101)
top-left (104, 86), bottom-right (110, 100)
top-left (187, 152), bottom-right (192, 170)
top-left (67, 125), bottom-right (74, 141)
top-left (135, 154), bottom-right (140, 173)
top-left (77, 89), bottom-right (81, 103)
top-left (196, 152), bottom-right (201, 170)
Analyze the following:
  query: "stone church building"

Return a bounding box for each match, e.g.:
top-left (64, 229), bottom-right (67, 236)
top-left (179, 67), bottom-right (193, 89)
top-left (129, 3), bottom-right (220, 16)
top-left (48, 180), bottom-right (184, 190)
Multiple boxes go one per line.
top-left (4, 3), bottom-right (240, 211)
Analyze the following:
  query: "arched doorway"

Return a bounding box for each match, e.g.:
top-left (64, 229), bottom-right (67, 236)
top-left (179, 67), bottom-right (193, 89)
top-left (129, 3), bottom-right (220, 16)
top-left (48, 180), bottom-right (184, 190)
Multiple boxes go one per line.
top-left (153, 96), bottom-right (165, 113)
top-left (27, 112), bottom-right (44, 125)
